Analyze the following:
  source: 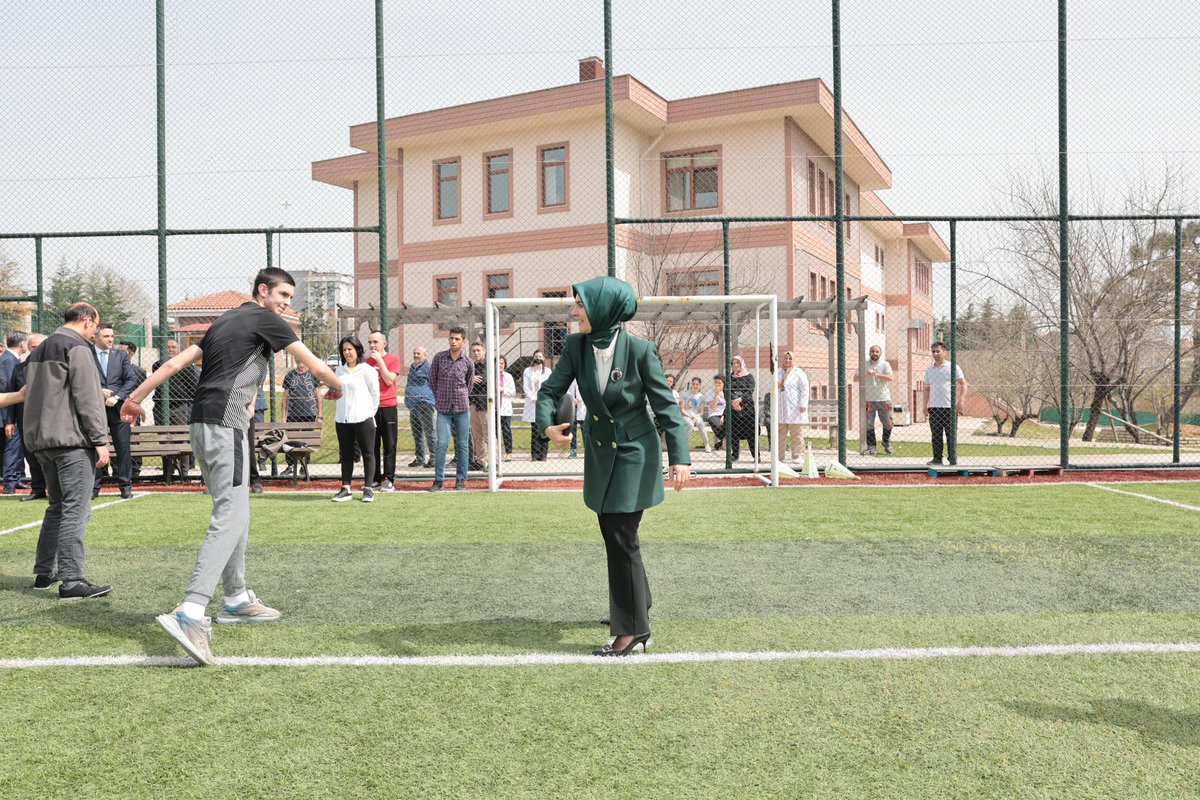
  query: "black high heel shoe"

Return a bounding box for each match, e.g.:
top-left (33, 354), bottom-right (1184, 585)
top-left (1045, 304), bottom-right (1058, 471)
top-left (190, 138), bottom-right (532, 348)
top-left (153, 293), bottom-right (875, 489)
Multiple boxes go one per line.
top-left (592, 632), bottom-right (651, 657)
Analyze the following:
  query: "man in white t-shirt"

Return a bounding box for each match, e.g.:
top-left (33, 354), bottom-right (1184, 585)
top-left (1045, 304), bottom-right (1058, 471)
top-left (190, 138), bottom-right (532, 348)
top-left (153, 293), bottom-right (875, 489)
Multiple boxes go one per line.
top-left (859, 345), bottom-right (894, 455)
top-left (923, 341), bottom-right (966, 466)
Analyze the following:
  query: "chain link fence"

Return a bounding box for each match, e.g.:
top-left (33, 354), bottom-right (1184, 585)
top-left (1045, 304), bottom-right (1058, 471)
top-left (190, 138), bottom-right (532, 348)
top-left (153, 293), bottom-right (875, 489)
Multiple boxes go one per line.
top-left (1, 0), bottom-right (1196, 484)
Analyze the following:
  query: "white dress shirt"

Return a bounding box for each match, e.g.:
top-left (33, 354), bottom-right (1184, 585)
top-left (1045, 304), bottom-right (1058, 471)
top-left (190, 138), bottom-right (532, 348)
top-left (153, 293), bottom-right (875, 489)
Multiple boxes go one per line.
top-left (593, 330), bottom-right (619, 394)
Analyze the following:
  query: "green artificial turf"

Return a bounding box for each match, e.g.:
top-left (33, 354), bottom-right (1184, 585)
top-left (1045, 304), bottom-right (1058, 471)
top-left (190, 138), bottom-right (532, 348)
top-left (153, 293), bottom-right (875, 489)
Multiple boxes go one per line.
top-left (1, 485), bottom-right (1198, 799)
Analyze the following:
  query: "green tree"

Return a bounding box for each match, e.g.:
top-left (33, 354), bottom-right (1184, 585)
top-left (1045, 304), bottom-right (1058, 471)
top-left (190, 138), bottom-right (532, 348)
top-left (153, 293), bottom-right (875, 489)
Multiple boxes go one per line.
top-left (45, 257), bottom-right (153, 334)
top-left (0, 250), bottom-right (28, 333)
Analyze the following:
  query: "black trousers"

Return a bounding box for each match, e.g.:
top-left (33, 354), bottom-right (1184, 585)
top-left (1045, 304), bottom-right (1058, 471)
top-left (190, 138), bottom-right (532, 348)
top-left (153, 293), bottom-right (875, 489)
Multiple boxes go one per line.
top-left (372, 405), bottom-right (398, 482)
top-left (597, 510), bottom-right (652, 636)
top-left (336, 419), bottom-right (376, 487)
top-left (928, 406), bottom-right (953, 461)
top-left (499, 416), bottom-right (513, 454)
top-left (530, 422), bottom-right (548, 461)
top-left (94, 407), bottom-right (132, 491)
top-left (730, 411), bottom-right (757, 459)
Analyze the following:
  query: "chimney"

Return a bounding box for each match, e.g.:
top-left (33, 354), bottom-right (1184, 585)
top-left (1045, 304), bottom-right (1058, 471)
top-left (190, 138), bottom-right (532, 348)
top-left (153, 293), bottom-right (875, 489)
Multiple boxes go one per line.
top-left (578, 56), bottom-right (605, 82)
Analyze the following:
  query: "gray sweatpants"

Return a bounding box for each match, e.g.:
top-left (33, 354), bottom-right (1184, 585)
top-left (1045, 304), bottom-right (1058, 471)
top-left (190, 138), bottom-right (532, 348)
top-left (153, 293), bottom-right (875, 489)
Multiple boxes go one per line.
top-left (34, 447), bottom-right (97, 581)
top-left (185, 422), bottom-right (250, 606)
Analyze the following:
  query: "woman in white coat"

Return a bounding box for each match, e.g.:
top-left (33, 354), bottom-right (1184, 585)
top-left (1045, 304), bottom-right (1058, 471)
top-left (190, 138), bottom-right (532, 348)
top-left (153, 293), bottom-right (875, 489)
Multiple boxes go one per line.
top-left (775, 350), bottom-right (809, 463)
top-left (497, 355), bottom-right (516, 461)
top-left (522, 350), bottom-right (552, 461)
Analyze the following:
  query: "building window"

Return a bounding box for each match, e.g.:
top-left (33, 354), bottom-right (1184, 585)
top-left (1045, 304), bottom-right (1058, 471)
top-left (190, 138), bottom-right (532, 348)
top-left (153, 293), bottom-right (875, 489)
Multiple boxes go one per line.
top-left (915, 256), bottom-right (931, 295)
top-left (820, 276), bottom-right (828, 299)
top-left (485, 151), bottom-right (512, 216)
top-left (665, 148), bottom-right (719, 212)
top-left (844, 192), bottom-right (852, 239)
top-left (817, 169), bottom-right (826, 217)
top-left (435, 158), bottom-right (460, 222)
top-left (809, 271), bottom-right (817, 300)
top-left (807, 160), bottom-right (816, 215)
top-left (666, 268), bottom-right (721, 297)
top-left (539, 144), bottom-right (568, 210)
top-left (485, 271), bottom-right (511, 300)
top-left (435, 276), bottom-right (459, 306)
top-left (827, 177), bottom-right (835, 229)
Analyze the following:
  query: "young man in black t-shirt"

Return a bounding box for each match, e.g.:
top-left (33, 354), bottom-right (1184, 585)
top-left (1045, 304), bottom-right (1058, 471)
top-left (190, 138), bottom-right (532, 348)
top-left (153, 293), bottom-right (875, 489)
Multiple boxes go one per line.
top-left (122, 268), bottom-right (341, 665)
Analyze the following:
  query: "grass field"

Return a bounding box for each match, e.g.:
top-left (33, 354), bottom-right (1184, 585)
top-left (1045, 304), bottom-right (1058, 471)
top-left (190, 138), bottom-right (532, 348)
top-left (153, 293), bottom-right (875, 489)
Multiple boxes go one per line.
top-left (1, 482), bottom-right (1199, 798)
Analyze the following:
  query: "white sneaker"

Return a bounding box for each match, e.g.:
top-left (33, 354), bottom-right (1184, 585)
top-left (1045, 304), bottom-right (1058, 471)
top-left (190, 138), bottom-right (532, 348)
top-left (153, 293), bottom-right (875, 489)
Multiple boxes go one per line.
top-left (215, 590), bottom-right (282, 625)
top-left (157, 608), bottom-right (215, 665)
top-left (377, 479), bottom-right (395, 493)
top-left (362, 487), bottom-right (375, 503)
top-left (332, 488), bottom-right (353, 502)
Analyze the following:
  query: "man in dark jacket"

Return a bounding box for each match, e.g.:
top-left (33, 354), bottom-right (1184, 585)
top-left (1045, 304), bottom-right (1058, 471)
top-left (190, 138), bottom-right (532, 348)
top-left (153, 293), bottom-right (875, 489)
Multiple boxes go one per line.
top-left (23, 303), bottom-right (114, 599)
top-left (93, 324), bottom-right (138, 498)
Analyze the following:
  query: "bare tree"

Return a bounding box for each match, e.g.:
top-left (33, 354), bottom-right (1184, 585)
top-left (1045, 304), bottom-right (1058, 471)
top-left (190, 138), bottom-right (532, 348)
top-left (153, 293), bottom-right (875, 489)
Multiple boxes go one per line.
top-left (1000, 169), bottom-right (1187, 441)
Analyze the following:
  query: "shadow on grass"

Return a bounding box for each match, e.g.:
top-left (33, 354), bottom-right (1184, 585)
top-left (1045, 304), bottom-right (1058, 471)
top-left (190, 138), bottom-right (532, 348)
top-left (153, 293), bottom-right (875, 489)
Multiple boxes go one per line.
top-left (1007, 699), bottom-right (1200, 747)
top-left (354, 618), bottom-right (607, 656)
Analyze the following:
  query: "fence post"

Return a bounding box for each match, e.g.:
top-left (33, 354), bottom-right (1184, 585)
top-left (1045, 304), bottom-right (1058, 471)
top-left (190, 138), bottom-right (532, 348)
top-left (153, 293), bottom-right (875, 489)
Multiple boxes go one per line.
top-left (949, 220), bottom-right (958, 465)
top-left (1057, 0), bottom-right (1071, 468)
top-left (604, 0), bottom-right (616, 279)
top-left (156, 0), bottom-right (170, 421)
top-left (1173, 218), bottom-right (1182, 464)
top-left (832, 0), bottom-right (848, 466)
top-left (375, 0), bottom-right (389, 332)
top-left (34, 237), bottom-right (43, 333)
top-left (723, 220), bottom-right (733, 469)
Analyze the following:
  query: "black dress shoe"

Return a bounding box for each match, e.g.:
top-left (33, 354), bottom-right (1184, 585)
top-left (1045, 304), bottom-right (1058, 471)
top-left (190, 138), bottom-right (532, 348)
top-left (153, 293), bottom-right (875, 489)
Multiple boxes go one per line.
top-left (407, 458), bottom-right (423, 467)
top-left (468, 461), bottom-right (485, 471)
top-left (2, 486), bottom-right (15, 495)
top-left (592, 632), bottom-right (651, 657)
top-left (92, 489), bottom-right (100, 500)
top-left (20, 491), bottom-right (48, 502)
top-left (427, 481), bottom-right (444, 492)
top-left (600, 617), bottom-right (611, 626)
top-left (15, 480), bottom-right (30, 490)
top-left (120, 487), bottom-right (133, 499)
top-left (423, 461), bottom-right (434, 469)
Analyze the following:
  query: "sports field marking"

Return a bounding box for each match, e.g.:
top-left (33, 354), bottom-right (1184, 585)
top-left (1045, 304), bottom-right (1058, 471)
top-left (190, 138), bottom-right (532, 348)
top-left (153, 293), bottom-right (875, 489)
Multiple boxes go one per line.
top-left (1086, 482), bottom-right (1200, 512)
top-left (0, 492), bottom-right (150, 537)
top-left (2, 640), bottom-right (1197, 670)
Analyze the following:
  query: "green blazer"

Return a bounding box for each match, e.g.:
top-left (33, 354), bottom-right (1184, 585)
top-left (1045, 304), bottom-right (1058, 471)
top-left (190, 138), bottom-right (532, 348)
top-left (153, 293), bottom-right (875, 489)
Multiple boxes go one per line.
top-left (536, 330), bottom-right (690, 514)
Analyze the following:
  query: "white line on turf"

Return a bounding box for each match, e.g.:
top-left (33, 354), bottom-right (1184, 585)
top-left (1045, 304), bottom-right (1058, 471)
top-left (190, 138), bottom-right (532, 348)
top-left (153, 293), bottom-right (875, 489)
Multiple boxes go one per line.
top-left (1086, 482), bottom-right (1200, 512)
top-left (0, 492), bottom-right (150, 537)
top-left (2, 641), bottom-right (1198, 669)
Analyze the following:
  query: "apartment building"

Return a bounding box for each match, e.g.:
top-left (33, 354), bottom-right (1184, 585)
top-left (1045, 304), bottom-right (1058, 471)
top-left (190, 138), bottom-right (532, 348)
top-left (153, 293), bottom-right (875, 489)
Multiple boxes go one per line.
top-left (312, 57), bottom-right (948, 419)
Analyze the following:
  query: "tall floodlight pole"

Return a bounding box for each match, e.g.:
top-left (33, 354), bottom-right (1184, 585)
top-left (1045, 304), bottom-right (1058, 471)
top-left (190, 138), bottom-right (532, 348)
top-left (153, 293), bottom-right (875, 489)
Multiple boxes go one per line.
top-left (604, 0), bottom-right (616, 278)
top-left (375, 0), bottom-right (389, 331)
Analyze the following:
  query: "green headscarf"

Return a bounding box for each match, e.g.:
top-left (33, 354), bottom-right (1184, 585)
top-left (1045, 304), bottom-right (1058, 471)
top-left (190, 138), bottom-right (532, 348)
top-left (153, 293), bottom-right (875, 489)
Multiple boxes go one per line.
top-left (572, 276), bottom-right (637, 349)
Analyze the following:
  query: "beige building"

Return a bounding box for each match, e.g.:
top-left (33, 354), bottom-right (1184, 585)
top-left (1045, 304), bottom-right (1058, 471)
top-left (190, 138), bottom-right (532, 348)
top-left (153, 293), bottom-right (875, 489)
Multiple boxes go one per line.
top-left (312, 57), bottom-right (947, 419)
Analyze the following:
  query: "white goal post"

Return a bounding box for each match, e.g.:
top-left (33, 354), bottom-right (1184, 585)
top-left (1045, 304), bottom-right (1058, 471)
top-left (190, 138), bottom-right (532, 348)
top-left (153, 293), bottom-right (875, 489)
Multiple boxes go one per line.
top-left (484, 293), bottom-right (781, 491)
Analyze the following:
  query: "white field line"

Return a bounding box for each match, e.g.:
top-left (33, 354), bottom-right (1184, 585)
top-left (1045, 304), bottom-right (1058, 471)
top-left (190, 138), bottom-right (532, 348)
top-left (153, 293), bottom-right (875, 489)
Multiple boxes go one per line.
top-left (2, 641), bottom-right (1198, 670)
top-left (1086, 482), bottom-right (1200, 512)
top-left (0, 492), bottom-right (150, 537)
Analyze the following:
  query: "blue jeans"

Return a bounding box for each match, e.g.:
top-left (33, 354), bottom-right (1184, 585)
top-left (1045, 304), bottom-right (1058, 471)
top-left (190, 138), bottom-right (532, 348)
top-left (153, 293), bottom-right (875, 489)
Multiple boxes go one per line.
top-left (435, 410), bottom-right (470, 483)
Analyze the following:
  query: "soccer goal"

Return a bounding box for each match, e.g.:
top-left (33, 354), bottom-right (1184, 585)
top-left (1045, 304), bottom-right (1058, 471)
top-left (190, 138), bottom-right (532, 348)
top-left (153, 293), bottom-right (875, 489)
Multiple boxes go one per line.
top-left (484, 293), bottom-right (781, 492)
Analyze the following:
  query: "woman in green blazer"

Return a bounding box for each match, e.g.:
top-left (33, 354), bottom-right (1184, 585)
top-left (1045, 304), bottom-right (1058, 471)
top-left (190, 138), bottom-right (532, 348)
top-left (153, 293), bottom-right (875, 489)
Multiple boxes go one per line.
top-left (536, 277), bottom-right (691, 656)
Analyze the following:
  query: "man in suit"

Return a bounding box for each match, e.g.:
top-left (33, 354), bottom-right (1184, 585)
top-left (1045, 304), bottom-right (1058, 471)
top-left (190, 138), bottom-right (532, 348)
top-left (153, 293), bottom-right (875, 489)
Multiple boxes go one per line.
top-left (119, 341), bottom-right (147, 478)
top-left (1, 331), bottom-right (30, 493)
top-left (536, 276), bottom-right (691, 657)
top-left (93, 324), bottom-right (137, 499)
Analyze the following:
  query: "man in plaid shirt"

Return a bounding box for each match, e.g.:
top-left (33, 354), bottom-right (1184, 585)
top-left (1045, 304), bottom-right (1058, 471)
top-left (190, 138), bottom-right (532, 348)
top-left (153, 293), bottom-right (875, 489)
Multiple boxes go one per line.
top-left (427, 326), bottom-right (473, 492)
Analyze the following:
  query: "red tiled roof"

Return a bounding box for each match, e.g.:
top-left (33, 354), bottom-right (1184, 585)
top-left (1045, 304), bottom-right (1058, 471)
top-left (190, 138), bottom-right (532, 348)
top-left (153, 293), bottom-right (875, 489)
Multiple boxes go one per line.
top-left (174, 322), bottom-right (212, 333)
top-left (168, 291), bottom-right (252, 311)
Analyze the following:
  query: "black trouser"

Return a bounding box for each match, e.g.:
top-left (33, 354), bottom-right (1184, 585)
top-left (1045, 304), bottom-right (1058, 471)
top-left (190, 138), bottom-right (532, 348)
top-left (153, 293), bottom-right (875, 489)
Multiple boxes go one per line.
top-left (336, 418), bottom-right (376, 487)
top-left (372, 405), bottom-right (398, 482)
top-left (530, 422), bottom-right (548, 461)
top-left (597, 510), bottom-right (653, 636)
top-left (730, 411), bottom-right (757, 459)
top-left (928, 406), bottom-right (952, 462)
top-left (94, 407), bottom-right (132, 491)
top-left (499, 416), bottom-right (513, 454)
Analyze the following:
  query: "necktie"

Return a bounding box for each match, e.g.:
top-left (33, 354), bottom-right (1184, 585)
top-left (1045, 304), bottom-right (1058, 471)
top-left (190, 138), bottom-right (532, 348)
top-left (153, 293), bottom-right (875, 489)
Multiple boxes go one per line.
top-left (100, 350), bottom-right (109, 376)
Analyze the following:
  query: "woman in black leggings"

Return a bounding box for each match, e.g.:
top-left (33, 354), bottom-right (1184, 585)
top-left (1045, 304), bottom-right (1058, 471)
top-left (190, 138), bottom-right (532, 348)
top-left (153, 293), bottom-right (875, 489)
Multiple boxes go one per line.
top-left (328, 335), bottom-right (380, 502)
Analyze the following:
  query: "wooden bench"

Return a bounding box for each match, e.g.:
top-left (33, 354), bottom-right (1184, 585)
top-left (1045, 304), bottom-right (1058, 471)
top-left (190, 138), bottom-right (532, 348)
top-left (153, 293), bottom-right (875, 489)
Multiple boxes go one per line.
top-left (120, 421), bottom-right (326, 484)
top-left (126, 425), bottom-right (194, 484)
top-left (255, 420), bottom-right (326, 483)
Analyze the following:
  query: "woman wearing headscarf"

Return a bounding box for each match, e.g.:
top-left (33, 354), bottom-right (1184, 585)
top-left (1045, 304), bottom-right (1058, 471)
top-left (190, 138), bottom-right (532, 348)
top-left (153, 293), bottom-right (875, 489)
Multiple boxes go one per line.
top-left (536, 277), bottom-right (691, 657)
top-left (728, 355), bottom-right (757, 461)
